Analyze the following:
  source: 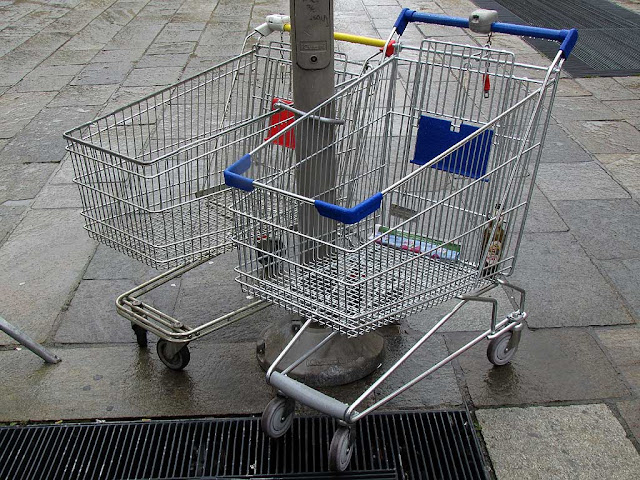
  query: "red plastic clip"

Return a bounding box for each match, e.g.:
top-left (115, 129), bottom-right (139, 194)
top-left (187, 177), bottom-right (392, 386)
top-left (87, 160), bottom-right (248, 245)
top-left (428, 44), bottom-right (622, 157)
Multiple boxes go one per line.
top-left (483, 74), bottom-right (491, 98)
top-left (381, 40), bottom-right (397, 57)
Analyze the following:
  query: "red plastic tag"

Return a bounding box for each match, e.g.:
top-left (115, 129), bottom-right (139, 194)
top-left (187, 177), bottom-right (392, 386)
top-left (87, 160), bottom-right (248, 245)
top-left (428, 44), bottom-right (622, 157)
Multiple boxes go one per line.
top-left (266, 98), bottom-right (295, 149)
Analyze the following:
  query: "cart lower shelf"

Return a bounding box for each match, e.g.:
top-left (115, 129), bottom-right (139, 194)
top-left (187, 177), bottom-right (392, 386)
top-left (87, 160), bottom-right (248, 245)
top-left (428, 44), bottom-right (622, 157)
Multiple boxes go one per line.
top-left (237, 243), bottom-right (491, 336)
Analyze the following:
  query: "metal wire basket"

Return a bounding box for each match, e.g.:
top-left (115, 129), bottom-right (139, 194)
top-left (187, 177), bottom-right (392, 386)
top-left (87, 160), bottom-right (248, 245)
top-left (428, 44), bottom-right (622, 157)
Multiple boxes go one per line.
top-left (64, 42), bottom-right (363, 269)
top-left (226, 37), bottom-right (562, 337)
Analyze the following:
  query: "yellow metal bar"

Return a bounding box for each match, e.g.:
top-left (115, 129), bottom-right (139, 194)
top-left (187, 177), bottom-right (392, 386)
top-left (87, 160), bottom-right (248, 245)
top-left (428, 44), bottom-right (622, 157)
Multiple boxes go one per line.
top-left (283, 23), bottom-right (386, 48)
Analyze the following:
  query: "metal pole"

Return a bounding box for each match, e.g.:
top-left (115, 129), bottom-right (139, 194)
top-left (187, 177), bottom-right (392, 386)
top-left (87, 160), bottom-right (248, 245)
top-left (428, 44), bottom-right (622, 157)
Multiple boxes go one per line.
top-left (0, 316), bottom-right (61, 364)
top-left (291, 0), bottom-right (336, 262)
top-left (255, 1), bottom-right (384, 388)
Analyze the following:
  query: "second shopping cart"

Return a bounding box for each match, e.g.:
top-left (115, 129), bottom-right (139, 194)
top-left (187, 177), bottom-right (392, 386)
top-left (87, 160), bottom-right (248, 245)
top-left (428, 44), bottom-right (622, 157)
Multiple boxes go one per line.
top-left (64, 21), bottom-right (390, 369)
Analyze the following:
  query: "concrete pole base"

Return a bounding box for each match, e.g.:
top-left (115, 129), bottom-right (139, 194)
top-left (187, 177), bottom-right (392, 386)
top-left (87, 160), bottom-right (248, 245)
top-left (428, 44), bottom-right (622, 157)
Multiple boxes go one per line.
top-left (256, 319), bottom-right (385, 387)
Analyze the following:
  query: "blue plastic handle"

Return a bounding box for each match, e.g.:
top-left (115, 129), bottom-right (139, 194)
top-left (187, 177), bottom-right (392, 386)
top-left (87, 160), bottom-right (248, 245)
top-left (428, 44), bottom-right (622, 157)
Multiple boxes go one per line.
top-left (224, 154), bottom-right (254, 191)
top-left (393, 8), bottom-right (578, 58)
top-left (315, 193), bottom-right (383, 225)
top-left (224, 154), bottom-right (383, 224)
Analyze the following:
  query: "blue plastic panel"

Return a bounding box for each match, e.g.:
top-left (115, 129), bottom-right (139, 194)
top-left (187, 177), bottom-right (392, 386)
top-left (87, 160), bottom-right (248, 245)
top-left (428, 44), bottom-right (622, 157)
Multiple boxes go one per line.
top-left (411, 116), bottom-right (494, 180)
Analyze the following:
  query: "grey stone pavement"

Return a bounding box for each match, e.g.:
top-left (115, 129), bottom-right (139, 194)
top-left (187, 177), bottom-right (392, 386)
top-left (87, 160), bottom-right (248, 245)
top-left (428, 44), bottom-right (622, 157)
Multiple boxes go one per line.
top-left (1, 0), bottom-right (639, 478)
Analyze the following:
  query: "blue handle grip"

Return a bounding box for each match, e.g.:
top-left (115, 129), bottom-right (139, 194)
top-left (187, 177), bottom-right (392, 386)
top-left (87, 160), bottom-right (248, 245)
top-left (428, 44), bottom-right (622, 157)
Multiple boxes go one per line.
top-left (394, 8), bottom-right (578, 58)
top-left (224, 154), bottom-right (254, 192)
top-left (315, 192), bottom-right (383, 225)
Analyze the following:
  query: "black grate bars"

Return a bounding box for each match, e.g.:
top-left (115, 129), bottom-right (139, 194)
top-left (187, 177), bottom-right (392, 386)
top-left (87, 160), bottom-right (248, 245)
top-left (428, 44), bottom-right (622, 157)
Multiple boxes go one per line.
top-left (473, 0), bottom-right (640, 77)
top-left (0, 411), bottom-right (487, 479)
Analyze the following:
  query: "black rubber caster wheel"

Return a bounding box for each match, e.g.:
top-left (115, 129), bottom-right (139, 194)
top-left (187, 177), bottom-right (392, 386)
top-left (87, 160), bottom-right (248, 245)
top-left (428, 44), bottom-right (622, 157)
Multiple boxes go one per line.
top-left (261, 396), bottom-right (295, 439)
top-left (156, 340), bottom-right (190, 370)
top-left (487, 330), bottom-right (519, 366)
top-left (329, 426), bottom-right (356, 472)
top-left (131, 324), bottom-right (148, 348)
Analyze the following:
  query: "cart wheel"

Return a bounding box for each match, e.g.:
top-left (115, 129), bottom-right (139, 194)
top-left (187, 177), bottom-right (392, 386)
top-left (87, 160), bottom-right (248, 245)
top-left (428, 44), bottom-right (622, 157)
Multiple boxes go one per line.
top-left (487, 331), bottom-right (519, 366)
top-left (261, 396), bottom-right (295, 439)
top-left (131, 324), bottom-right (148, 348)
top-left (329, 426), bottom-right (355, 472)
top-left (156, 340), bottom-right (190, 370)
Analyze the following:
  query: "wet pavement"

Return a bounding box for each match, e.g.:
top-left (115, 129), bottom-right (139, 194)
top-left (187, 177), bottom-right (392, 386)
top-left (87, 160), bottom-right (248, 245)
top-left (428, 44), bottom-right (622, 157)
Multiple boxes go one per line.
top-left (0, 0), bottom-right (639, 478)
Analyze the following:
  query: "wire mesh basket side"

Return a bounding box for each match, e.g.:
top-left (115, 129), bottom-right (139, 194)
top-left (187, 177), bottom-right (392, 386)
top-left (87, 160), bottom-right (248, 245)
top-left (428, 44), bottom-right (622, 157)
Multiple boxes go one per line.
top-left (230, 39), bottom-right (562, 335)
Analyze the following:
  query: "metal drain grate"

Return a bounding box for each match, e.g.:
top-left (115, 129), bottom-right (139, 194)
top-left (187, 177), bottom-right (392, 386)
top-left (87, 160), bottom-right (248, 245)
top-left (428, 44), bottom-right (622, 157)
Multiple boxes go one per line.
top-left (473, 0), bottom-right (640, 76)
top-left (0, 411), bottom-right (487, 479)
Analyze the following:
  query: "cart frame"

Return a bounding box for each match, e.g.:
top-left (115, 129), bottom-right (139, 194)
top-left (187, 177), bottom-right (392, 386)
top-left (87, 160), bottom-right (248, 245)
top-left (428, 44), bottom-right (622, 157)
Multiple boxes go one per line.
top-left (225, 8), bottom-right (577, 470)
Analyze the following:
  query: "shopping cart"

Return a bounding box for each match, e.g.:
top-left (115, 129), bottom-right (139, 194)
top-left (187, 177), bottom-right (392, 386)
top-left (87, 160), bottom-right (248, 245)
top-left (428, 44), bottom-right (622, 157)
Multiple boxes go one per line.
top-left (225, 8), bottom-right (578, 470)
top-left (64, 19), bottom-right (394, 370)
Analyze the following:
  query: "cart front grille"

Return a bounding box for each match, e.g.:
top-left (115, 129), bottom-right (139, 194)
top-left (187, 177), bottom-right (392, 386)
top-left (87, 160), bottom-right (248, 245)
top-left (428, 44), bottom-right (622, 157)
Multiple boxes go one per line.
top-left (0, 411), bottom-right (487, 479)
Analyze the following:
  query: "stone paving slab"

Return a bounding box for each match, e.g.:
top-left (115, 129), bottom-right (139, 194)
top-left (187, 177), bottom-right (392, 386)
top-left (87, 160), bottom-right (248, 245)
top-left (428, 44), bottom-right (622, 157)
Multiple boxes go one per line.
top-left (72, 61), bottom-right (135, 86)
top-left (596, 153), bottom-right (640, 200)
top-left (48, 155), bottom-right (76, 184)
top-left (82, 243), bottom-right (167, 283)
top-left (551, 96), bottom-right (625, 122)
top-left (616, 76), bottom-right (640, 93)
top-left (32, 183), bottom-right (82, 209)
top-left (136, 53), bottom-right (192, 68)
top-left (0, 203), bottom-right (26, 245)
top-left (477, 404), bottom-right (640, 480)
top-left (122, 66), bottom-right (184, 87)
top-left (101, 85), bottom-right (160, 112)
top-left (594, 326), bottom-right (640, 430)
top-left (445, 328), bottom-right (630, 407)
top-left (53, 278), bottom-right (181, 344)
top-left (374, 333), bottom-right (463, 410)
top-left (510, 232), bottom-right (633, 328)
top-left (41, 48), bottom-right (102, 67)
top-left (0, 91), bottom-right (56, 139)
top-left (81, 249), bottom-right (282, 345)
top-left (104, 24), bottom-right (165, 51)
top-left (62, 18), bottom-right (122, 51)
top-left (536, 162), bottom-right (630, 201)
top-left (617, 400), bottom-right (640, 446)
top-left (148, 40), bottom-right (197, 55)
top-left (539, 124), bottom-right (593, 163)
top-left (562, 120), bottom-right (640, 155)
top-left (603, 99), bottom-right (640, 119)
top-left (0, 163), bottom-right (57, 203)
top-left (0, 209), bottom-right (96, 345)
top-left (576, 77), bottom-right (639, 101)
top-left (0, 342), bottom-right (273, 422)
top-left (0, 63), bottom-right (30, 86)
top-left (83, 243), bottom-right (162, 283)
top-left (552, 199), bottom-right (640, 261)
top-left (13, 73), bottom-right (74, 93)
top-left (554, 78), bottom-right (592, 97)
top-left (49, 84), bottom-right (119, 108)
top-left (595, 259), bottom-right (640, 321)
top-left (0, 105), bottom-right (99, 164)
top-left (618, 366), bottom-right (640, 393)
top-left (91, 48), bottom-right (146, 64)
top-left (524, 186), bottom-right (568, 233)
top-left (595, 327), bottom-right (640, 368)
